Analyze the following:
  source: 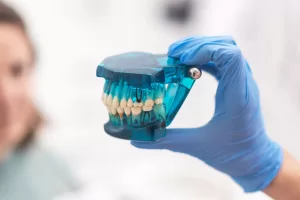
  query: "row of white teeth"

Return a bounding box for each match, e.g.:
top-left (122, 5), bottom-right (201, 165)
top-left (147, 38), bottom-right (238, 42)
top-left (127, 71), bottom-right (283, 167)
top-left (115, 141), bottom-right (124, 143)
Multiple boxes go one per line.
top-left (102, 93), bottom-right (163, 116)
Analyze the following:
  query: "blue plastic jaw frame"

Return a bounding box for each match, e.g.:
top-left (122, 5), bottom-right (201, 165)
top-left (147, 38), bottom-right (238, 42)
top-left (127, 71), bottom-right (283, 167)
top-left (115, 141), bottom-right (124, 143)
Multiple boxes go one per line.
top-left (96, 52), bottom-right (201, 141)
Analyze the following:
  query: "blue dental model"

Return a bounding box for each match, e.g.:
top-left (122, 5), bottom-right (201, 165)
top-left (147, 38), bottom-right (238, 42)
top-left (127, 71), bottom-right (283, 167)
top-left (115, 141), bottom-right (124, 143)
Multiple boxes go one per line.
top-left (96, 52), bottom-right (201, 141)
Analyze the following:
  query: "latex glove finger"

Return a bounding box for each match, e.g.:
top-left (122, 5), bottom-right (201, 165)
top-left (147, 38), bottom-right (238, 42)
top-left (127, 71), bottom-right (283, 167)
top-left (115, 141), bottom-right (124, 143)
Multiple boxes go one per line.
top-left (168, 36), bottom-right (237, 55)
top-left (170, 40), bottom-right (257, 115)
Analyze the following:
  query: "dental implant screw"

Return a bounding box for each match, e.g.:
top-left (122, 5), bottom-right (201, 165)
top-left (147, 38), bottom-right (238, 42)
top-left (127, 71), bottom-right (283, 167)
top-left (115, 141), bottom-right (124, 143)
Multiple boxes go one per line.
top-left (189, 68), bottom-right (201, 80)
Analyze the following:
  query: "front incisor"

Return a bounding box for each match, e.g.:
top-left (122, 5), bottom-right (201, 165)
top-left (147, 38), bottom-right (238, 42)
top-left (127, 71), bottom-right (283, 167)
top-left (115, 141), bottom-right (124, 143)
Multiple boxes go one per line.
top-left (131, 107), bottom-right (142, 116)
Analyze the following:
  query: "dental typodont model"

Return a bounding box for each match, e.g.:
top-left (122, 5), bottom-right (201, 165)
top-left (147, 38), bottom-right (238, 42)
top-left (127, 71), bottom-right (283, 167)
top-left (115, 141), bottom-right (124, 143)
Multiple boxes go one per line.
top-left (96, 52), bottom-right (201, 141)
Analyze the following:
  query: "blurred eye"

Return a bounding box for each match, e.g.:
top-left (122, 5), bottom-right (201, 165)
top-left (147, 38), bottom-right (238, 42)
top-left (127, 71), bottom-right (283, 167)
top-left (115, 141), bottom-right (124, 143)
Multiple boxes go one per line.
top-left (10, 63), bottom-right (25, 78)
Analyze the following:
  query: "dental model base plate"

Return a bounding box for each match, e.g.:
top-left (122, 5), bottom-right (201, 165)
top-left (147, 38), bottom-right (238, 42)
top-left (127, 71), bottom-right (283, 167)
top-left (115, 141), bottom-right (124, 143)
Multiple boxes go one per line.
top-left (96, 52), bottom-right (201, 141)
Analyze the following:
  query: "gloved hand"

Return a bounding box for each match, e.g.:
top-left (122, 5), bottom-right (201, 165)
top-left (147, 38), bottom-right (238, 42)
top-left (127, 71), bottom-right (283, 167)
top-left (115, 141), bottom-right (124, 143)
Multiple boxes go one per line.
top-left (132, 36), bottom-right (283, 193)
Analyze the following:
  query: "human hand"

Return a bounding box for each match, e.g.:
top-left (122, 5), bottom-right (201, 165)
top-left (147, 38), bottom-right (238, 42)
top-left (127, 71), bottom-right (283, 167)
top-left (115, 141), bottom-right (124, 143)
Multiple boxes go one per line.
top-left (132, 36), bottom-right (283, 193)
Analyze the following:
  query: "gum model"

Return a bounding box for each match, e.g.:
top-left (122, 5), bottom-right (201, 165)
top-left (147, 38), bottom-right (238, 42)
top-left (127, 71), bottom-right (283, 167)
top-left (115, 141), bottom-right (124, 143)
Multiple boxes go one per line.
top-left (96, 52), bottom-right (201, 141)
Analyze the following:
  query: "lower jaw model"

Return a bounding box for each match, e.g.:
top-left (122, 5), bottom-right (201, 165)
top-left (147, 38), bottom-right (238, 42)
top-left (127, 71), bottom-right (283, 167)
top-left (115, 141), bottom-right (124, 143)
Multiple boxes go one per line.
top-left (97, 52), bottom-right (201, 142)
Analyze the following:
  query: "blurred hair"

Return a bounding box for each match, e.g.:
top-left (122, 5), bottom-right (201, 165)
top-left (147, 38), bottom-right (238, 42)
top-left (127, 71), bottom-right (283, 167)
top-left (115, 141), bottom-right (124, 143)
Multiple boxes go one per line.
top-left (0, 1), bottom-right (43, 148)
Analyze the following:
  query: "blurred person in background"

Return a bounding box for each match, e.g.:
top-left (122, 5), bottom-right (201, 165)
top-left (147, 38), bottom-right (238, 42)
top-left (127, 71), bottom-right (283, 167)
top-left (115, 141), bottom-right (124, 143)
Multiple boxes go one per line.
top-left (0, 2), bottom-right (78, 200)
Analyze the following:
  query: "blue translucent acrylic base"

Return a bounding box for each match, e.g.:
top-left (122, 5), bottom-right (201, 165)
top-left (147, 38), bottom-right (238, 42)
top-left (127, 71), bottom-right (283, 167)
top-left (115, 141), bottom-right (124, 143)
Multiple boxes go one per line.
top-left (96, 52), bottom-right (199, 141)
top-left (104, 121), bottom-right (165, 141)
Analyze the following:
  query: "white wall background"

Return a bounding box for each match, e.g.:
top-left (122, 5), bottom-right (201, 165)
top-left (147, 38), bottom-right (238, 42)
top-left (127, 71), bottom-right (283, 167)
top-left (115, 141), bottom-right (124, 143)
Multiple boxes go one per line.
top-left (5, 0), bottom-right (300, 199)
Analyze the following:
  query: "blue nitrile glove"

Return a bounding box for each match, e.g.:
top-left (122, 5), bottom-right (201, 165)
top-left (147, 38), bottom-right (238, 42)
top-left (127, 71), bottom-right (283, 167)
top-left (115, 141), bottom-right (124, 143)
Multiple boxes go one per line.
top-left (131, 36), bottom-right (283, 193)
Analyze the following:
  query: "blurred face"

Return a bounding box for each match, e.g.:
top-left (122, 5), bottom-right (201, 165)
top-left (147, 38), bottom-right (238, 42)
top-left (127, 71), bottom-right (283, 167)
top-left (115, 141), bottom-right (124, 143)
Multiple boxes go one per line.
top-left (0, 23), bottom-right (33, 159)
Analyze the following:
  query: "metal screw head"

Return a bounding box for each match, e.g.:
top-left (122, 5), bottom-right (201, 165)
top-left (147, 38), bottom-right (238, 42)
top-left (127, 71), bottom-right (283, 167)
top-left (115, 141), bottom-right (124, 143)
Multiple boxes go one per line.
top-left (189, 68), bottom-right (202, 80)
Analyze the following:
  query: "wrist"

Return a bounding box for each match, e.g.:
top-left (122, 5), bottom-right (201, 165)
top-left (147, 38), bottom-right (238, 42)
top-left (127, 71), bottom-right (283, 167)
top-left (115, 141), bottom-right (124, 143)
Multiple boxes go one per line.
top-left (264, 150), bottom-right (300, 200)
top-left (232, 140), bottom-right (283, 193)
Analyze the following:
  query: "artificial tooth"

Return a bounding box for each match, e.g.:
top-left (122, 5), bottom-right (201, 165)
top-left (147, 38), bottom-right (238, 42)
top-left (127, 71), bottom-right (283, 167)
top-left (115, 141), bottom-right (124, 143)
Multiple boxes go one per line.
top-left (142, 106), bottom-right (153, 112)
top-left (112, 96), bottom-right (119, 108)
top-left (106, 105), bottom-right (110, 113)
top-left (117, 107), bottom-right (124, 118)
top-left (124, 107), bottom-right (131, 116)
top-left (106, 94), bottom-right (113, 106)
top-left (145, 99), bottom-right (154, 107)
top-left (155, 98), bottom-right (163, 104)
top-left (127, 98), bottom-right (133, 107)
top-left (111, 107), bottom-right (117, 115)
top-left (117, 107), bottom-right (124, 113)
top-left (131, 107), bottom-right (142, 116)
top-left (120, 98), bottom-right (127, 108)
top-left (133, 102), bottom-right (143, 107)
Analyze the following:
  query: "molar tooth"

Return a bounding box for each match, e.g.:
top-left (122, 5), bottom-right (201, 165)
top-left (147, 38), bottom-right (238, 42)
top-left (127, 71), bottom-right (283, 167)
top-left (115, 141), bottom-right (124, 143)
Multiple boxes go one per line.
top-left (145, 99), bottom-right (154, 107)
top-left (124, 107), bottom-right (131, 116)
top-left (112, 96), bottom-right (119, 108)
top-left (155, 98), bottom-right (163, 104)
top-left (133, 102), bottom-right (143, 107)
top-left (120, 98), bottom-right (127, 108)
top-left (111, 107), bottom-right (117, 115)
top-left (143, 106), bottom-right (153, 112)
top-left (131, 107), bottom-right (142, 116)
top-left (106, 95), bottom-right (113, 106)
top-left (127, 98), bottom-right (133, 107)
